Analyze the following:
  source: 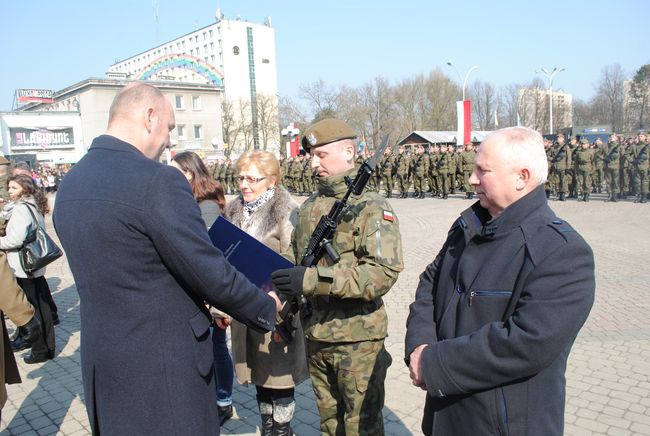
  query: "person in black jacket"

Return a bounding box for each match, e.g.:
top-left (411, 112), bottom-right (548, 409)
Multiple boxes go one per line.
top-left (54, 82), bottom-right (282, 435)
top-left (405, 127), bottom-right (595, 436)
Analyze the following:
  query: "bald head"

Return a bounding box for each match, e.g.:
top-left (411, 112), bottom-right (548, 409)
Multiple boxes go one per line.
top-left (108, 82), bottom-right (167, 127)
top-left (106, 82), bottom-right (175, 160)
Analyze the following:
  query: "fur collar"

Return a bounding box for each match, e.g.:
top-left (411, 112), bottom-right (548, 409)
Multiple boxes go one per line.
top-left (225, 186), bottom-right (296, 240)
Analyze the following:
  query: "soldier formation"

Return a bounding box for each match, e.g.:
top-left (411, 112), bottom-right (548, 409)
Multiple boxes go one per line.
top-left (546, 132), bottom-right (649, 203)
top-left (210, 130), bottom-right (649, 204)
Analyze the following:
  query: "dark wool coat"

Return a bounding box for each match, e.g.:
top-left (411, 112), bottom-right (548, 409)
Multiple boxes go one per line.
top-left (405, 186), bottom-right (595, 436)
top-left (53, 135), bottom-right (276, 435)
top-left (225, 187), bottom-right (309, 388)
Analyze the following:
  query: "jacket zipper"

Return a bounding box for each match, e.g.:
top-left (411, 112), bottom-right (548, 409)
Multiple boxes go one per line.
top-left (468, 290), bottom-right (512, 306)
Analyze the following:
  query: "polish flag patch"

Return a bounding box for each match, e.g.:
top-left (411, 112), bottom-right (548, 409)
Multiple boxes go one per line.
top-left (383, 210), bottom-right (395, 222)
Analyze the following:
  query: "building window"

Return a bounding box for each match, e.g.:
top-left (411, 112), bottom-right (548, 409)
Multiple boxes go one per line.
top-left (192, 96), bottom-right (201, 110)
top-left (262, 58), bottom-right (270, 64)
top-left (194, 125), bottom-right (202, 139)
top-left (175, 95), bottom-right (184, 110)
top-left (177, 125), bottom-right (186, 139)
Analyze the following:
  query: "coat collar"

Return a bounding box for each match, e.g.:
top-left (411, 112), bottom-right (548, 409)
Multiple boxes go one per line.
top-left (90, 135), bottom-right (145, 157)
top-left (459, 185), bottom-right (548, 241)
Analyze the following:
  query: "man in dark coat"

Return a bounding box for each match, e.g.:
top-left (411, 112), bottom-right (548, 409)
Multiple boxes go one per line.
top-left (53, 83), bottom-right (281, 435)
top-left (405, 127), bottom-right (595, 436)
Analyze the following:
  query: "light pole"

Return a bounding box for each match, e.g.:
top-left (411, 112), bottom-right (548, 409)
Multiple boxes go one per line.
top-left (446, 62), bottom-right (479, 101)
top-left (536, 67), bottom-right (565, 135)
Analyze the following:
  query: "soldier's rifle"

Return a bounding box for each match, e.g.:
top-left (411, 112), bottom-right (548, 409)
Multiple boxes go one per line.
top-left (275, 135), bottom-right (390, 343)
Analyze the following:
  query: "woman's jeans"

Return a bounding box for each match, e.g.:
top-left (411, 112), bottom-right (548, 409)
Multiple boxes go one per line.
top-left (211, 324), bottom-right (234, 406)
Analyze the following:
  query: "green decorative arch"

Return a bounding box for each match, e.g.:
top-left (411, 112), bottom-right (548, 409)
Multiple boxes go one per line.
top-left (138, 54), bottom-right (224, 87)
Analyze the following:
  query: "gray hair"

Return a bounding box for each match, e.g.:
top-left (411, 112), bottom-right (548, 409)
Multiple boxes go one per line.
top-left (484, 127), bottom-right (548, 185)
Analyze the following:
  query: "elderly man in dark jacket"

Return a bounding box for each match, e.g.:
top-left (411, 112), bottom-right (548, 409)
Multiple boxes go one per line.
top-left (54, 83), bottom-right (281, 435)
top-left (405, 127), bottom-right (595, 436)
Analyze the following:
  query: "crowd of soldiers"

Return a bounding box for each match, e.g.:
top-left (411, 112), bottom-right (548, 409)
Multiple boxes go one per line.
top-left (209, 131), bottom-right (649, 203)
top-left (545, 132), bottom-right (649, 203)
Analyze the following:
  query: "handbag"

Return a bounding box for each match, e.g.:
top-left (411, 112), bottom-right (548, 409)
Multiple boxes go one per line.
top-left (19, 203), bottom-right (63, 275)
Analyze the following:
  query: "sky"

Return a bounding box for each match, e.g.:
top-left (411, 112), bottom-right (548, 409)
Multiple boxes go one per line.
top-left (1, 0), bottom-right (648, 112)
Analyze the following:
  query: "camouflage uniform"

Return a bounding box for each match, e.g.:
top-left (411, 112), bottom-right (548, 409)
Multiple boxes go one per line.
top-left (394, 150), bottom-right (410, 198)
top-left (460, 146), bottom-right (476, 199)
top-left (574, 141), bottom-right (595, 201)
top-left (427, 147), bottom-right (441, 197)
top-left (379, 151), bottom-right (395, 198)
top-left (593, 140), bottom-right (606, 193)
top-left (225, 160), bottom-right (236, 194)
top-left (604, 139), bottom-right (621, 202)
top-left (287, 167), bottom-right (404, 435)
top-left (631, 136), bottom-right (649, 203)
top-left (620, 143), bottom-right (632, 198)
top-left (551, 141), bottom-right (572, 201)
top-left (411, 147), bottom-right (428, 199)
top-left (437, 147), bottom-right (451, 199)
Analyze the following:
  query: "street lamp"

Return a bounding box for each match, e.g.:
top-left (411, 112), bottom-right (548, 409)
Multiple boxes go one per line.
top-left (446, 62), bottom-right (479, 101)
top-left (536, 67), bottom-right (565, 135)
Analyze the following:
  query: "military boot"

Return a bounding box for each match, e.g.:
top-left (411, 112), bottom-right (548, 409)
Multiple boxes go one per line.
top-left (558, 193), bottom-right (566, 201)
top-left (468, 192), bottom-right (474, 200)
top-left (584, 193), bottom-right (589, 202)
top-left (641, 195), bottom-right (648, 204)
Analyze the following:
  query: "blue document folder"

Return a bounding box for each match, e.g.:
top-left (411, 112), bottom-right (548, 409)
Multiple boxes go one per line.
top-left (208, 216), bottom-right (294, 291)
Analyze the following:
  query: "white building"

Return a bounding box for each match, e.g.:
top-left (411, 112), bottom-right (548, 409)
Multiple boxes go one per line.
top-left (12, 78), bottom-right (224, 163)
top-left (106, 10), bottom-right (279, 152)
top-left (0, 111), bottom-right (85, 166)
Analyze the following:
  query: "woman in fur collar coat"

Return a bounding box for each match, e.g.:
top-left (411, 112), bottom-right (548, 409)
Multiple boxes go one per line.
top-left (225, 151), bottom-right (309, 436)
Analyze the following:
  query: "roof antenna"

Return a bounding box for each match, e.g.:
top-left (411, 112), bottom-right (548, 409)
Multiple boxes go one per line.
top-left (152, 0), bottom-right (160, 45)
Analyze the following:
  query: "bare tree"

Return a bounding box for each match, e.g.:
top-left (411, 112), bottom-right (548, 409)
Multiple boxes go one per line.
top-left (470, 81), bottom-right (498, 130)
top-left (594, 63), bottom-right (626, 133)
top-left (299, 79), bottom-right (340, 121)
top-left (629, 64), bottom-right (650, 131)
top-left (423, 68), bottom-right (458, 130)
top-left (235, 99), bottom-right (253, 153)
top-left (393, 75), bottom-right (427, 138)
top-left (256, 93), bottom-right (279, 150)
top-left (221, 99), bottom-right (237, 156)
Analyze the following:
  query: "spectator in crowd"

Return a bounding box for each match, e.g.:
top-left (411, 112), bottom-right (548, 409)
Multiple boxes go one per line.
top-left (225, 150), bottom-right (309, 436)
top-left (0, 174), bottom-right (56, 364)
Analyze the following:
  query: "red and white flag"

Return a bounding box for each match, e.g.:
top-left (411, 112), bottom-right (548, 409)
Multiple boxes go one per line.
top-left (456, 100), bottom-right (472, 145)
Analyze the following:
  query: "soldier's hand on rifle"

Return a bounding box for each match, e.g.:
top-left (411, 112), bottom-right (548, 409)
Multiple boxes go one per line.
top-left (271, 266), bottom-right (307, 303)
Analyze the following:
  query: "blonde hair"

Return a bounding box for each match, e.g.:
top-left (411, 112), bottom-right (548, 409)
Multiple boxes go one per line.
top-left (236, 151), bottom-right (281, 185)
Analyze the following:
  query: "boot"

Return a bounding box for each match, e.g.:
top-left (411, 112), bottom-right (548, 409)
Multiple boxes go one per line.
top-left (258, 401), bottom-right (274, 436)
top-left (386, 191), bottom-right (391, 198)
top-left (584, 193), bottom-right (589, 202)
top-left (272, 401), bottom-right (295, 436)
top-left (577, 193), bottom-right (583, 202)
top-left (633, 195), bottom-right (641, 203)
top-left (558, 193), bottom-right (566, 201)
top-left (468, 192), bottom-right (474, 200)
top-left (419, 192), bottom-right (425, 199)
top-left (641, 195), bottom-right (648, 204)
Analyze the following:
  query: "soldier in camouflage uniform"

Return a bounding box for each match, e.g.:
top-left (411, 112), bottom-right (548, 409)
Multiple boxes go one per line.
top-left (437, 145), bottom-right (451, 199)
top-left (574, 139), bottom-right (595, 202)
top-left (379, 147), bottom-right (395, 198)
top-left (225, 159), bottom-right (236, 194)
top-left (620, 139), bottom-right (633, 199)
top-left (302, 153), bottom-right (315, 195)
top-left (411, 145), bottom-right (428, 199)
top-left (272, 119), bottom-right (403, 436)
top-left (604, 134), bottom-right (621, 202)
top-left (460, 142), bottom-right (476, 199)
top-left (551, 134), bottom-right (572, 201)
top-left (567, 136), bottom-right (579, 198)
top-left (427, 145), bottom-right (441, 197)
top-left (394, 145), bottom-right (410, 198)
top-left (632, 132), bottom-right (649, 203)
top-left (593, 138), bottom-right (605, 193)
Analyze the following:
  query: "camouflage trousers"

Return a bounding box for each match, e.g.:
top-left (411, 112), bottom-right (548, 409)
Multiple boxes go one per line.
top-left (307, 339), bottom-right (392, 436)
top-left (634, 167), bottom-right (649, 195)
top-left (605, 168), bottom-right (619, 195)
top-left (462, 171), bottom-right (474, 193)
top-left (575, 170), bottom-right (593, 195)
top-left (381, 175), bottom-right (394, 196)
top-left (396, 174), bottom-right (409, 194)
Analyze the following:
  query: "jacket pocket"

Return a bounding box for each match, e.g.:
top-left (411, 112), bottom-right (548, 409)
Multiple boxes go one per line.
top-left (467, 290), bottom-right (512, 307)
top-left (189, 311), bottom-right (214, 377)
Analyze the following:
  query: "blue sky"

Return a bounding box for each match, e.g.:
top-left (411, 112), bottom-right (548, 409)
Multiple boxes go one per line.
top-left (1, 0), bottom-right (648, 111)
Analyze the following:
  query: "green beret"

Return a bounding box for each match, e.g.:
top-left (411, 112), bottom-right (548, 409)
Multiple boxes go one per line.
top-left (301, 118), bottom-right (357, 151)
top-left (580, 138), bottom-right (589, 144)
top-left (0, 156), bottom-right (9, 165)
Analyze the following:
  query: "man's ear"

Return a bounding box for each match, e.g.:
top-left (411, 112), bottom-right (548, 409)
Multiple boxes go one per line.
top-left (516, 168), bottom-right (531, 190)
top-left (144, 107), bottom-right (155, 134)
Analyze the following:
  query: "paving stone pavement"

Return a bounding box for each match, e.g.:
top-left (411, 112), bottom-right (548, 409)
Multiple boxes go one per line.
top-left (1, 192), bottom-right (649, 435)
